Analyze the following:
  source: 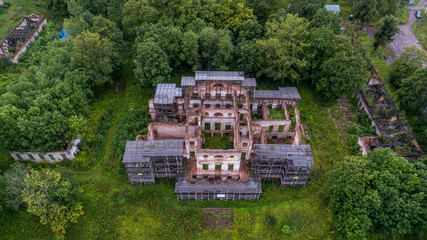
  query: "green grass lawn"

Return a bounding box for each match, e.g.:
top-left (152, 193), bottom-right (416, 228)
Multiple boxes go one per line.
top-left (412, 12), bottom-right (427, 49)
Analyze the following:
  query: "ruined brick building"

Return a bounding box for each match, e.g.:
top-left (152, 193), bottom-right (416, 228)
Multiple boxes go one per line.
top-left (1, 14), bottom-right (46, 63)
top-left (124, 71), bottom-right (314, 200)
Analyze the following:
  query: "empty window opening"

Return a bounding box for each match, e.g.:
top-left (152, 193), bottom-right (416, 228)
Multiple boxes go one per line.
top-left (227, 176), bottom-right (232, 180)
top-left (228, 164), bottom-right (234, 171)
top-left (225, 125), bottom-right (231, 130)
top-left (215, 165), bottom-right (221, 171)
top-left (203, 164), bottom-right (208, 170)
top-left (215, 123), bottom-right (221, 130)
top-left (205, 123), bottom-right (211, 130)
top-left (190, 152), bottom-right (195, 157)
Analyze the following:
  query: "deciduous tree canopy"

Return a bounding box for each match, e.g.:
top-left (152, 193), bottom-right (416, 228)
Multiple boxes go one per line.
top-left (325, 148), bottom-right (427, 239)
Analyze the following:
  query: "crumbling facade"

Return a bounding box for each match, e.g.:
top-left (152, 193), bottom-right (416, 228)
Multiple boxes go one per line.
top-left (355, 67), bottom-right (423, 161)
top-left (0, 14), bottom-right (46, 64)
top-left (124, 71), bottom-right (314, 200)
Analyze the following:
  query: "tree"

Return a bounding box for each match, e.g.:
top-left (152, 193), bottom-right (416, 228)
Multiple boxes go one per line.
top-left (257, 14), bottom-right (311, 83)
top-left (200, 0), bottom-right (255, 31)
top-left (287, 0), bottom-right (326, 20)
top-left (373, 15), bottom-right (399, 51)
top-left (376, 0), bottom-right (400, 17)
top-left (37, 0), bottom-right (68, 16)
top-left (180, 31), bottom-right (199, 70)
top-left (122, 0), bottom-right (159, 37)
top-left (235, 40), bottom-right (259, 77)
top-left (211, 29), bottom-right (233, 70)
top-left (316, 49), bottom-right (368, 97)
top-left (3, 163), bottom-right (32, 210)
top-left (137, 22), bottom-right (183, 68)
top-left (389, 47), bottom-right (427, 87)
top-left (22, 169), bottom-right (83, 238)
top-left (236, 19), bottom-right (263, 43)
top-left (397, 68), bottom-right (427, 117)
top-left (310, 8), bottom-right (342, 33)
top-left (134, 39), bottom-right (172, 87)
top-left (198, 27), bottom-right (233, 70)
top-left (353, 0), bottom-right (378, 29)
top-left (246, 0), bottom-right (281, 24)
top-left (70, 31), bottom-right (114, 86)
top-left (325, 148), bottom-right (427, 239)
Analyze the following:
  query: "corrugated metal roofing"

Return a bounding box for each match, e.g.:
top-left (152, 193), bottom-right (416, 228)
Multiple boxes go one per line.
top-left (242, 78), bottom-right (257, 87)
top-left (123, 140), bottom-right (184, 162)
top-left (279, 87), bottom-right (301, 99)
top-left (195, 71), bottom-right (245, 81)
top-left (325, 5), bottom-right (340, 13)
top-left (253, 144), bottom-right (314, 167)
top-left (254, 87), bottom-right (301, 99)
top-left (154, 84), bottom-right (178, 104)
top-left (181, 76), bottom-right (195, 86)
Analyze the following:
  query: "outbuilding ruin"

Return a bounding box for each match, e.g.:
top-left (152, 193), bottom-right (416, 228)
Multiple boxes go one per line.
top-left (123, 71), bottom-right (314, 200)
top-left (0, 14), bottom-right (46, 64)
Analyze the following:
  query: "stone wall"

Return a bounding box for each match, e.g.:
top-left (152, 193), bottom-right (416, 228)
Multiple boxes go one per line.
top-left (9, 139), bottom-right (81, 163)
top-left (10, 18), bottom-right (47, 64)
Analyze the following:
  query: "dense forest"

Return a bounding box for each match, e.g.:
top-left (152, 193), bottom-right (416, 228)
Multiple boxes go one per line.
top-left (0, 0), bottom-right (426, 239)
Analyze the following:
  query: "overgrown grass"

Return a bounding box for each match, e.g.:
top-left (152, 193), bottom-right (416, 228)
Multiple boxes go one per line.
top-left (203, 133), bottom-right (233, 150)
top-left (394, 8), bottom-right (409, 25)
top-left (268, 107), bottom-right (286, 119)
top-left (412, 12), bottom-right (427, 49)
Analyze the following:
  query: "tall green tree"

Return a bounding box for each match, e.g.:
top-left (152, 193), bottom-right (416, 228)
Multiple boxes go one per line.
top-left (122, 0), bottom-right (159, 37)
top-left (200, 0), bottom-right (255, 31)
top-left (246, 0), bottom-right (282, 24)
top-left (134, 39), bottom-right (172, 87)
top-left (180, 30), bottom-right (200, 70)
top-left (389, 46), bottom-right (427, 87)
top-left (310, 8), bottom-right (342, 33)
top-left (198, 27), bottom-right (233, 70)
top-left (316, 49), bottom-right (368, 97)
top-left (22, 169), bottom-right (84, 239)
top-left (257, 14), bottom-right (311, 83)
top-left (3, 163), bottom-right (32, 211)
top-left (373, 15), bottom-right (399, 50)
top-left (353, 0), bottom-right (378, 29)
top-left (69, 31), bottom-right (114, 86)
top-left (287, 0), bottom-right (326, 20)
top-left (325, 148), bottom-right (427, 239)
top-left (397, 68), bottom-right (427, 117)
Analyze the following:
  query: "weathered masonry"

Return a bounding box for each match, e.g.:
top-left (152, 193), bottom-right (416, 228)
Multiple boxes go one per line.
top-left (124, 71), bottom-right (314, 200)
top-left (0, 14), bottom-right (46, 64)
top-left (9, 139), bottom-right (81, 163)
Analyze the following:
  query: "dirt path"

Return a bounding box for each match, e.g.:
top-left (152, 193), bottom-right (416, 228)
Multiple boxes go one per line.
top-left (388, 0), bottom-right (426, 58)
